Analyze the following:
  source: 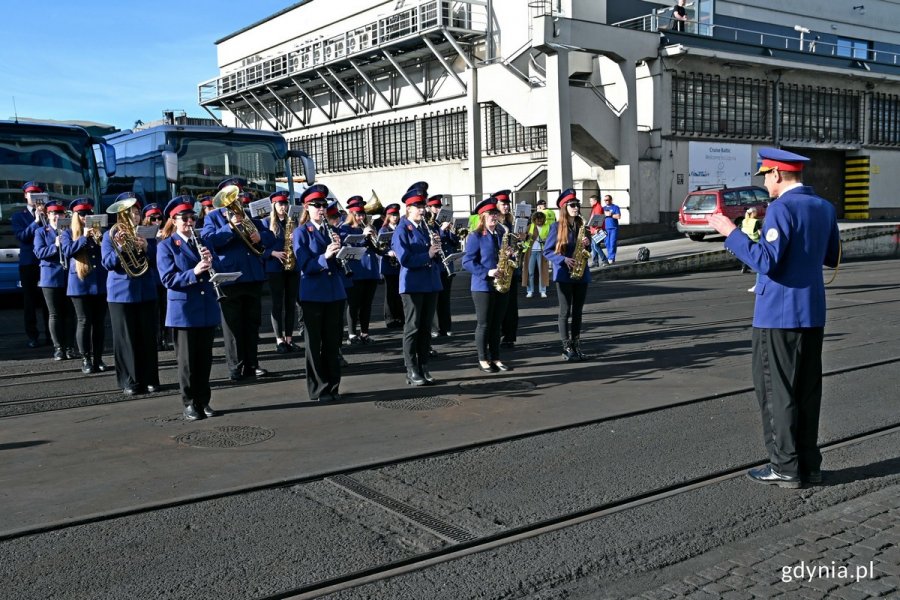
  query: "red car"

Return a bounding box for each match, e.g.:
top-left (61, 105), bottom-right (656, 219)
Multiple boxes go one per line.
top-left (676, 185), bottom-right (770, 241)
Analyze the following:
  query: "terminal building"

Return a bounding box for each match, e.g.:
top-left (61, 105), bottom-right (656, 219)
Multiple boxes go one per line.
top-left (198, 0), bottom-right (900, 225)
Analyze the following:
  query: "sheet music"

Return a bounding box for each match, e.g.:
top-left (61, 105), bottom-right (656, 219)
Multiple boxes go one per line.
top-left (515, 202), bottom-right (532, 218)
top-left (248, 198), bottom-right (272, 218)
top-left (136, 225), bottom-right (158, 239)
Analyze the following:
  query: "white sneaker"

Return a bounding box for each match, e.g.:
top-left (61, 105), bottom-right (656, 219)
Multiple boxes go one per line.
top-left (747, 286), bottom-right (756, 293)
top-left (526, 292), bottom-right (533, 298)
top-left (540, 292), bottom-right (548, 298)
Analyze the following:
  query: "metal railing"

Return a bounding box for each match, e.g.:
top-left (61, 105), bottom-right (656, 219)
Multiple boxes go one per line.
top-left (198, 0), bottom-right (489, 104)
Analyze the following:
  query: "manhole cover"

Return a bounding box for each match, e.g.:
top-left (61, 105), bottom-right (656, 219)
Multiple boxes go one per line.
top-left (145, 415), bottom-right (184, 425)
top-left (175, 425), bottom-right (275, 448)
top-left (374, 396), bottom-right (460, 411)
top-left (458, 380), bottom-right (536, 394)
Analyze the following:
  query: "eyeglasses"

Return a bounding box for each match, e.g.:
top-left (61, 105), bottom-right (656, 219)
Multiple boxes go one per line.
top-left (176, 214), bottom-right (197, 221)
top-left (308, 202), bottom-right (327, 209)
top-left (567, 202), bottom-right (581, 208)
top-left (148, 216), bottom-right (162, 222)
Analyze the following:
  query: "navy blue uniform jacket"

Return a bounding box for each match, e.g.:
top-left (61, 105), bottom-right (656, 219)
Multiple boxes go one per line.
top-left (391, 217), bottom-right (442, 294)
top-left (544, 222), bottom-right (591, 284)
top-left (156, 235), bottom-right (221, 328)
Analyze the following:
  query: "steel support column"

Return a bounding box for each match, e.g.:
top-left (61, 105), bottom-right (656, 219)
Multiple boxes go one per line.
top-left (317, 70), bottom-right (359, 116)
top-left (266, 86), bottom-right (306, 128)
top-left (292, 77), bottom-right (332, 122)
top-left (349, 59), bottom-right (393, 110)
top-left (423, 37), bottom-right (467, 93)
top-left (248, 90), bottom-right (287, 130)
top-left (383, 50), bottom-right (428, 102)
top-left (326, 67), bottom-right (369, 114)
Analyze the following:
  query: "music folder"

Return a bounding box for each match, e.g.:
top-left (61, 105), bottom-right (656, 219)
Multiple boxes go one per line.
top-left (514, 217), bottom-right (530, 235)
top-left (136, 225), bottom-right (158, 239)
top-left (436, 206), bottom-right (453, 224)
top-left (587, 214), bottom-right (604, 229)
top-left (336, 246), bottom-right (366, 261)
top-left (443, 251), bottom-right (465, 268)
top-left (453, 217), bottom-right (469, 231)
top-left (515, 202), bottom-right (532, 218)
top-left (249, 199), bottom-right (272, 218)
top-left (210, 272), bottom-right (241, 285)
top-left (342, 234), bottom-right (366, 245)
top-left (377, 231), bottom-right (393, 245)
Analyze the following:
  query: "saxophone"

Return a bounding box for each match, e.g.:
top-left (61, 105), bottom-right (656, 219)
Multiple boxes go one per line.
top-left (569, 218), bottom-right (591, 281)
top-left (492, 230), bottom-right (517, 293)
top-left (282, 215), bottom-right (296, 271)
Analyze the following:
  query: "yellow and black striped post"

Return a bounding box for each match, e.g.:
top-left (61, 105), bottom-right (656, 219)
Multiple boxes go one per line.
top-left (843, 156), bottom-right (870, 220)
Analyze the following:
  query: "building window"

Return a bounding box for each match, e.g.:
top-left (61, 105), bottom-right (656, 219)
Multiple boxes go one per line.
top-left (422, 109), bottom-right (467, 161)
top-left (290, 136), bottom-right (325, 175)
top-left (671, 72), bottom-right (771, 139)
top-left (482, 103), bottom-right (547, 155)
top-left (870, 93), bottom-right (900, 146)
top-left (779, 83), bottom-right (862, 144)
top-left (836, 37), bottom-right (870, 60)
top-left (372, 119), bottom-right (417, 166)
top-left (327, 127), bottom-right (367, 172)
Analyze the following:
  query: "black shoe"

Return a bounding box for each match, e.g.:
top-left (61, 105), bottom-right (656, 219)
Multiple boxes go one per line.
top-left (253, 367), bottom-right (268, 377)
top-left (493, 362), bottom-right (512, 372)
top-left (93, 359), bottom-right (109, 372)
top-left (420, 366), bottom-right (436, 384)
top-left (747, 465), bottom-right (801, 489)
top-left (66, 348), bottom-right (79, 360)
top-left (287, 341), bottom-right (301, 352)
top-left (276, 342), bottom-right (290, 354)
top-left (229, 370), bottom-right (244, 382)
top-left (123, 387), bottom-right (141, 396)
top-left (202, 405), bottom-right (218, 418)
top-left (406, 367), bottom-right (427, 386)
top-left (338, 354), bottom-right (349, 368)
top-left (331, 392), bottom-right (343, 402)
top-left (561, 341), bottom-right (576, 361)
top-left (359, 335), bottom-right (371, 345)
top-left (571, 339), bottom-right (586, 361)
top-left (53, 347), bottom-right (65, 361)
top-left (802, 470), bottom-right (823, 485)
top-left (183, 405), bottom-right (203, 421)
top-left (478, 362), bottom-right (499, 373)
top-left (81, 357), bottom-right (93, 374)
top-left (348, 335), bottom-right (362, 346)
top-left (146, 384), bottom-right (160, 393)
top-left (27, 338), bottom-right (39, 349)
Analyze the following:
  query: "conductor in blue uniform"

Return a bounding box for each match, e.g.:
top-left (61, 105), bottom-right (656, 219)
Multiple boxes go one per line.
top-left (157, 197), bottom-right (222, 420)
top-left (391, 186), bottom-right (443, 386)
top-left (33, 200), bottom-right (76, 360)
top-left (709, 148), bottom-right (841, 489)
top-left (12, 181), bottom-right (50, 347)
top-left (293, 184), bottom-right (347, 402)
top-left (201, 178), bottom-right (275, 381)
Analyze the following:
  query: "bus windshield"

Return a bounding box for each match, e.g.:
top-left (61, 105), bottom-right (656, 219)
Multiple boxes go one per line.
top-left (173, 134), bottom-right (287, 200)
top-left (0, 129), bottom-right (96, 248)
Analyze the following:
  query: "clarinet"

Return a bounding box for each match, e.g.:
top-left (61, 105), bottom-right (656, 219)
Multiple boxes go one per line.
top-left (189, 227), bottom-right (225, 301)
top-left (324, 221), bottom-right (353, 277)
top-left (420, 218), bottom-right (454, 278)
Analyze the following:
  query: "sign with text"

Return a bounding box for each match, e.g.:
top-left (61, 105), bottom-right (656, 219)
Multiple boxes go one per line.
top-left (688, 142), bottom-right (752, 190)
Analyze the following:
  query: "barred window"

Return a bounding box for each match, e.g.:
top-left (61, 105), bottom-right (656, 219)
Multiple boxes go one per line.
top-left (327, 127), bottom-right (367, 172)
top-left (482, 103), bottom-right (547, 154)
top-left (422, 109), bottom-right (467, 161)
top-left (290, 135), bottom-right (326, 175)
top-left (671, 72), bottom-right (770, 138)
top-left (779, 84), bottom-right (862, 144)
top-left (372, 119), bottom-right (417, 166)
top-left (870, 93), bottom-right (900, 146)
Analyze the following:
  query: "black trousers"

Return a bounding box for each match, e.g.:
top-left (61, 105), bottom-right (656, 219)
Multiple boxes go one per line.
top-left (302, 300), bottom-right (345, 400)
top-left (109, 301), bottom-right (159, 390)
top-left (501, 270), bottom-right (521, 343)
top-left (174, 327), bottom-right (215, 409)
top-left (556, 281), bottom-right (588, 341)
top-left (41, 286), bottom-right (75, 350)
top-left (219, 281), bottom-right (263, 373)
top-left (401, 292), bottom-right (437, 369)
top-left (20, 264), bottom-right (48, 341)
top-left (382, 274), bottom-right (403, 325)
top-left (155, 284), bottom-right (170, 346)
top-left (71, 295), bottom-right (107, 360)
top-left (268, 270), bottom-right (300, 339)
top-left (472, 290), bottom-right (509, 362)
top-left (434, 271), bottom-right (454, 334)
top-left (752, 327), bottom-right (825, 478)
top-left (347, 278), bottom-right (378, 335)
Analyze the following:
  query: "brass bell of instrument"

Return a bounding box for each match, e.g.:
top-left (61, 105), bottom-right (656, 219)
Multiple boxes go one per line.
top-left (105, 198), bottom-right (149, 277)
top-left (213, 184), bottom-right (264, 255)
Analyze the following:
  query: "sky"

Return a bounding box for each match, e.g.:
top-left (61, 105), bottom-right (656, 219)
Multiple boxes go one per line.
top-left (1, 1), bottom-right (296, 131)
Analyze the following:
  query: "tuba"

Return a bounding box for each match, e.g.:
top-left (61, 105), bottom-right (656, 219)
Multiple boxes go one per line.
top-left (492, 230), bottom-right (517, 293)
top-left (105, 198), bottom-right (149, 277)
top-left (214, 185), bottom-right (264, 255)
top-left (569, 217), bottom-right (591, 281)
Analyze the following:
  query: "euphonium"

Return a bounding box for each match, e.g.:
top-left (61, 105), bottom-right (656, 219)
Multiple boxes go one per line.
top-left (105, 198), bottom-right (149, 277)
top-left (283, 213), bottom-right (296, 271)
top-left (569, 217), bottom-right (591, 281)
top-left (213, 184), bottom-right (264, 256)
top-left (493, 230), bottom-right (517, 293)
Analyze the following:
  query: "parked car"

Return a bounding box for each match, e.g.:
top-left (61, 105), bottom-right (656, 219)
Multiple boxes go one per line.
top-left (676, 185), bottom-right (770, 241)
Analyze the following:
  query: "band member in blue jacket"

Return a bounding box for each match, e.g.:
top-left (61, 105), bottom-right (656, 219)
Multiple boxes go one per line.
top-left (60, 198), bottom-right (108, 374)
top-left (157, 197), bottom-right (222, 421)
top-left (544, 189), bottom-right (591, 362)
top-left (391, 186), bottom-right (443, 386)
top-left (33, 200), bottom-right (76, 360)
top-left (12, 181), bottom-right (50, 347)
top-left (709, 148), bottom-right (841, 489)
top-left (426, 194), bottom-right (459, 338)
top-left (201, 178), bottom-right (275, 382)
top-left (141, 203), bottom-right (170, 351)
top-left (341, 196), bottom-right (380, 344)
top-left (494, 190), bottom-right (522, 348)
top-left (463, 197), bottom-right (512, 373)
top-left (262, 191), bottom-right (300, 353)
top-left (102, 193), bottom-right (159, 395)
top-left (294, 184), bottom-right (347, 402)
top-left (379, 203), bottom-right (404, 328)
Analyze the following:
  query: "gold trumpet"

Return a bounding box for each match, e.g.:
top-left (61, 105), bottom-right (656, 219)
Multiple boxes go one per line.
top-left (105, 198), bottom-right (149, 278)
top-left (213, 184), bottom-right (264, 255)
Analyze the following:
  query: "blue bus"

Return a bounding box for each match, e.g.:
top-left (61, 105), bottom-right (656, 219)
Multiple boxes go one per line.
top-left (0, 121), bottom-right (116, 294)
top-left (103, 124), bottom-right (314, 209)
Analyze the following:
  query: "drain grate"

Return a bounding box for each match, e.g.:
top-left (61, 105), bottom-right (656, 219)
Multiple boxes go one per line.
top-left (458, 380), bottom-right (536, 394)
top-left (175, 425), bottom-right (275, 448)
top-left (327, 474), bottom-right (476, 544)
top-left (374, 396), bottom-right (460, 411)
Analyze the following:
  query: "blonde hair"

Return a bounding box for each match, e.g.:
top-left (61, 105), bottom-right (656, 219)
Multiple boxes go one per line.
top-left (70, 215), bottom-right (93, 281)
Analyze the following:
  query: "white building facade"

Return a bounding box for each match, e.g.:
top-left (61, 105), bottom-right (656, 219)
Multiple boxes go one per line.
top-left (199, 0), bottom-right (900, 224)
